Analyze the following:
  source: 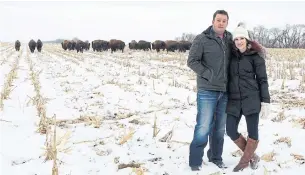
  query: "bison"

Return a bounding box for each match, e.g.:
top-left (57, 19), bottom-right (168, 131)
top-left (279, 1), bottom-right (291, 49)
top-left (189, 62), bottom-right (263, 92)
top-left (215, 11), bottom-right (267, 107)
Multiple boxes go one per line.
top-left (178, 41), bottom-right (192, 52)
top-left (137, 40), bottom-right (151, 51)
top-left (70, 40), bottom-right (76, 50)
top-left (61, 40), bottom-right (75, 51)
top-left (28, 39), bottom-right (36, 53)
top-left (92, 40), bottom-right (109, 52)
top-left (128, 40), bottom-right (138, 50)
top-left (36, 39), bottom-right (43, 52)
top-left (61, 40), bottom-right (70, 50)
top-left (109, 39), bottom-right (125, 53)
top-left (75, 40), bottom-right (85, 53)
top-left (61, 40), bottom-right (69, 50)
top-left (165, 40), bottom-right (180, 53)
top-left (15, 40), bottom-right (21, 51)
top-left (83, 40), bottom-right (90, 51)
top-left (152, 40), bottom-right (166, 52)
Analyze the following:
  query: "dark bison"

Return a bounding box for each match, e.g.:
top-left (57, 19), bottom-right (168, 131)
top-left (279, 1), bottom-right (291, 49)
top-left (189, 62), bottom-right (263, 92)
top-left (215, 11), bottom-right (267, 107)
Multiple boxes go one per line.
top-left (28, 39), bottom-right (36, 53)
top-left (61, 40), bottom-right (70, 50)
top-left (137, 40), bottom-right (151, 51)
top-left (128, 40), bottom-right (138, 50)
top-left (109, 39), bottom-right (125, 53)
top-left (165, 40), bottom-right (180, 53)
top-left (75, 40), bottom-right (85, 53)
top-left (178, 41), bottom-right (192, 52)
top-left (15, 40), bottom-right (21, 51)
top-left (70, 40), bottom-right (76, 50)
top-left (152, 40), bottom-right (166, 52)
top-left (92, 40), bottom-right (109, 52)
top-left (61, 40), bottom-right (75, 51)
top-left (61, 40), bottom-right (69, 50)
top-left (36, 39), bottom-right (43, 52)
top-left (83, 40), bottom-right (90, 51)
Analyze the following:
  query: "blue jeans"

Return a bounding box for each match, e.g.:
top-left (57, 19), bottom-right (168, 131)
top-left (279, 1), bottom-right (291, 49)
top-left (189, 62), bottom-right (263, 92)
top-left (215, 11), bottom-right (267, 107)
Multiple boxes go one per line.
top-left (189, 90), bottom-right (228, 166)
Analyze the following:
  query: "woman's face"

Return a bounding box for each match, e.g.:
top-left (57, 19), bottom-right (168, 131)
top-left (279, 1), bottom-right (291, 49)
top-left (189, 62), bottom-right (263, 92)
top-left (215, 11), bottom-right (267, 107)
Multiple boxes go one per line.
top-left (234, 37), bottom-right (247, 52)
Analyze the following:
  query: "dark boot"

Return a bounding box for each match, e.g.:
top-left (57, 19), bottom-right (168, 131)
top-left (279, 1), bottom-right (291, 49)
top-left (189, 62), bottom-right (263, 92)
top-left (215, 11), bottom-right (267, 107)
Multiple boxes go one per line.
top-left (233, 135), bottom-right (260, 170)
top-left (233, 138), bottom-right (259, 172)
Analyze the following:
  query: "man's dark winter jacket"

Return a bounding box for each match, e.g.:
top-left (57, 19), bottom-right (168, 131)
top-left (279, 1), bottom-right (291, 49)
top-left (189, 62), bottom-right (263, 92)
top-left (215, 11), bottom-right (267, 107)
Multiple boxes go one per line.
top-left (187, 26), bottom-right (233, 92)
top-left (226, 41), bottom-right (270, 117)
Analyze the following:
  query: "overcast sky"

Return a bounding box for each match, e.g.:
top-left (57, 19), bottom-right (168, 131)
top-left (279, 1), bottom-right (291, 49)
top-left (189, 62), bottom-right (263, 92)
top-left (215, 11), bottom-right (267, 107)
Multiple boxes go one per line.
top-left (1, 1), bottom-right (305, 43)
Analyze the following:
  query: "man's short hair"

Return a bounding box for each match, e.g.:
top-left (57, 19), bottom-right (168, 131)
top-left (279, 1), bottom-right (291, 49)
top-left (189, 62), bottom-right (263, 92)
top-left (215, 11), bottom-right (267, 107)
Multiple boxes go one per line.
top-left (213, 10), bottom-right (229, 20)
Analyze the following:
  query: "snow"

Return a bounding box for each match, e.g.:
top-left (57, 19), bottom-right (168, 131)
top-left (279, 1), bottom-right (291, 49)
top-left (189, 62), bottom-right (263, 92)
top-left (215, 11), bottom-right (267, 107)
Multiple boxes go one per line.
top-left (1, 44), bottom-right (305, 175)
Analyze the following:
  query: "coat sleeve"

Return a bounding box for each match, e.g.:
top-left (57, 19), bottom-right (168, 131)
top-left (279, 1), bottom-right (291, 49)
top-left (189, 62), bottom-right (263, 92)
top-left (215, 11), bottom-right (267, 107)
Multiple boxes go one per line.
top-left (187, 34), bottom-right (212, 80)
top-left (254, 55), bottom-right (270, 103)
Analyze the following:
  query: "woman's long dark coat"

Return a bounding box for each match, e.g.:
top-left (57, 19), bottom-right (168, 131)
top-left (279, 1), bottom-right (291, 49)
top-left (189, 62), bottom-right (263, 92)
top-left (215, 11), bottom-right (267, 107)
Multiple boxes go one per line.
top-left (226, 41), bottom-right (270, 117)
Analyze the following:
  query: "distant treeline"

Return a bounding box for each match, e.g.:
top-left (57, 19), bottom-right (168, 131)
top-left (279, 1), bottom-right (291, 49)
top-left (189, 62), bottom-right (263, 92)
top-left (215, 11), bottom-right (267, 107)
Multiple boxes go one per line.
top-left (43, 39), bottom-right (65, 43)
top-left (249, 24), bottom-right (305, 48)
top-left (41, 24), bottom-right (305, 48)
top-left (176, 24), bottom-right (305, 49)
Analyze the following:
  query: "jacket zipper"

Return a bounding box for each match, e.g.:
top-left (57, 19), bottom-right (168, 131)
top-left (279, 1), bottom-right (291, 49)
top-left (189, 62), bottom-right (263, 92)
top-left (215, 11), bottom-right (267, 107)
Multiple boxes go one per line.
top-left (237, 57), bottom-right (242, 101)
top-left (211, 35), bottom-right (227, 90)
top-left (221, 39), bottom-right (226, 90)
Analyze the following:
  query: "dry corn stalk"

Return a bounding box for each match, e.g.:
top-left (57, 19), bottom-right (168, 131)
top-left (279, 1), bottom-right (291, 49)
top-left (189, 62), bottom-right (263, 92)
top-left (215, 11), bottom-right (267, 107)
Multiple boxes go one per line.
top-left (42, 115), bottom-right (72, 162)
top-left (118, 161), bottom-right (142, 170)
top-left (82, 115), bottom-right (102, 128)
top-left (291, 153), bottom-right (304, 160)
top-left (0, 55), bottom-right (20, 110)
top-left (132, 167), bottom-right (145, 175)
top-left (290, 118), bottom-right (305, 129)
top-left (48, 115), bottom-right (102, 127)
top-left (153, 113), bottom-right (159, 137)
top-left (261, 151), bottom-right (276, 162)
top-left (231, 150), bottom-right (243, 157)
top-left (52, 114), bottom-right (58, 175)
top-left (271, 110), bottom-right (286, 122)
top-left (26, 54), bottom-right (49, 134)
top-left (159, 126), bottom-right (174, 142)
top-left (119, 128), bottom-right (135, 145)
top-left (291, 153), bottom-right (305, 164)
top-left (274, 137), bottom-right (292, 147)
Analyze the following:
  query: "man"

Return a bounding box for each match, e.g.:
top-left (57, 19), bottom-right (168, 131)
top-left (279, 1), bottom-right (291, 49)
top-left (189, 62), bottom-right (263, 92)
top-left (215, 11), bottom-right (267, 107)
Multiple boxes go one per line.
top-left (187, 10), bottom-right (232, 171)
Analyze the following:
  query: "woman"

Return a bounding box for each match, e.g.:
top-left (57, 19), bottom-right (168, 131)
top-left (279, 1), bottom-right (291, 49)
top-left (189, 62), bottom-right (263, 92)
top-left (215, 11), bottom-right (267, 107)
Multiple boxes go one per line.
top-left (226, 24), bottom-right (270, 172)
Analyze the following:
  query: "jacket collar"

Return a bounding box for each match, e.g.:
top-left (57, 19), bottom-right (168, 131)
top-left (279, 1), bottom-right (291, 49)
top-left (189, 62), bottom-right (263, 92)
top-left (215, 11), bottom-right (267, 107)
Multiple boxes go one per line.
top-left (202, 25), bottom-right (232, 40)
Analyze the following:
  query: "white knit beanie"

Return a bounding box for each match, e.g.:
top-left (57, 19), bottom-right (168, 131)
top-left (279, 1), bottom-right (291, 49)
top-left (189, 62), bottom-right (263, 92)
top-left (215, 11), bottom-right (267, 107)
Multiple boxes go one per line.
top-left (232, 22), bottom-right (250, 40)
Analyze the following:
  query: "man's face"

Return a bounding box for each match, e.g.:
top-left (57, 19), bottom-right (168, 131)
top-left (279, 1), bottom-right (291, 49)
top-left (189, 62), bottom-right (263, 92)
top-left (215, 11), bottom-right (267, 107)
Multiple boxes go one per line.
top-left (212, 14), bottom-right (228, 34)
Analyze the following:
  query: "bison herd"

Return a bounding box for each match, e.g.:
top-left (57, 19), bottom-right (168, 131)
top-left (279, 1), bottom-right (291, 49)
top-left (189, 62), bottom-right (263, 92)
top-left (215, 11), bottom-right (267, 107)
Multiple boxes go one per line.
top-left (130, 40), bottom-right (192, 53)
top-left (61, 39), bottom-right (192, 53)
top-left (13, 38), bottom-right (192, 54)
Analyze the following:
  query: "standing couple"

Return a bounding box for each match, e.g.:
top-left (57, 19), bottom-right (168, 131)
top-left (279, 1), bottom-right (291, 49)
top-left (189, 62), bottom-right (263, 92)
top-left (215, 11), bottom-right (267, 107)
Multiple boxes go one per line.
top-left (187, 10), bottom-right (271, 172)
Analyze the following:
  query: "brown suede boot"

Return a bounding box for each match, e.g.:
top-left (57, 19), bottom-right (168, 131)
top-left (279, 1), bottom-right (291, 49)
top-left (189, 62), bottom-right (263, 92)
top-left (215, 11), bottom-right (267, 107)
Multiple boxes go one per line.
top-left (233, 134), bottom-right (247, 151)
top-left (233, 135), bottom-right (260, 170)
top-left (233, 138), bottom-right (259, 172)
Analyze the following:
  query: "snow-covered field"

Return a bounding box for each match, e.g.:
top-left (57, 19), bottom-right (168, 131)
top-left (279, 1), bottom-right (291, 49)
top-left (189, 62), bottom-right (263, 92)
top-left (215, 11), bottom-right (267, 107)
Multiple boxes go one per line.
top-left (1, 43), bottom-right (305, 175)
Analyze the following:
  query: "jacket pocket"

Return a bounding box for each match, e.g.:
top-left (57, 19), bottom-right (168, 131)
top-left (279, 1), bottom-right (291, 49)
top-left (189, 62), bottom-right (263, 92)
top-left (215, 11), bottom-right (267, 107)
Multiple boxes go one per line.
top-left (201, 67), bottom-right (213, 82)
